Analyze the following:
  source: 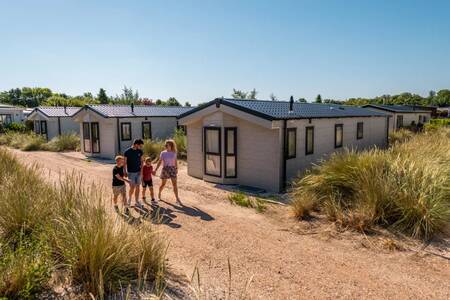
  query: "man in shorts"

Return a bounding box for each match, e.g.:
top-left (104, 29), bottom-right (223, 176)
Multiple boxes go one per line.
top-left (123, 139), bottom-right (144, 208)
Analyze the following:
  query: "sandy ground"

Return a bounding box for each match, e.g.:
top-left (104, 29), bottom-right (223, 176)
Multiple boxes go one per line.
top-left (10, 149), bottom-right (450, 300)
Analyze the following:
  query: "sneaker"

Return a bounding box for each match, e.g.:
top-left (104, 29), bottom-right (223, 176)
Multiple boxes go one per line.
top-left (124, 207), bottom-right (130, 216)
top-left (151, 198), bottom-right (158, 205)
top-left (114, 205), bottom-right (120, 213)
top-left (135, 202), bottom-right (144, 209)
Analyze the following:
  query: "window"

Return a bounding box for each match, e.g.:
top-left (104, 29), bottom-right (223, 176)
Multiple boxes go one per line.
top-left (121, 123), bottom-right (131, 141)
top-left (0, 114), bottom-right (12, 125)
top-left (418, 115), bottom-right (423, 123)
top-left (305, 126), bottom-right (314, 155)
top-left (83, 122), bottom-right (91, 152)
top-left (286, 128), bottom-right (296, 159)
top-left (91, 122), bottom-right (100, 153)
top-left (204, 127), bottom-right (221, 177)
top-left (423, 116), bottom-right (428, 123)
top-left (396, 115), bottom-right (403, 129)
top-left (40, 121), bottom-right (47, 139)
top-left (142, 122), bottom-right (152, 140)
top-left (34, 120), bottom-right (40, 134)
top-left (357, 122), bottom-right (363, 140)
top-left (334, 124), bottom-right (343, 148)
top-left (224, 128), bottom-right (237, 178)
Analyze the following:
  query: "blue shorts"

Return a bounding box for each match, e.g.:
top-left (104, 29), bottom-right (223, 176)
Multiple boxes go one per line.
top-left (128, 172), bottom-right (141, 185)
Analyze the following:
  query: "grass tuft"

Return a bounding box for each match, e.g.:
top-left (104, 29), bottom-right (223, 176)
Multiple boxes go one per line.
top-left (0, 148), bottom-right (166, 298)
top-left (290, 128), bottom-right (450, 240)
top-left (228, 192), bottom-right (267, 213)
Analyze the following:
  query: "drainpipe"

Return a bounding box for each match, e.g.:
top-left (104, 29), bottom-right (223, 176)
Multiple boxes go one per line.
top-left (281, 119), bottom-right (288, 191)
top-left (116, 117), bottom-right (121, 154)
top-left (57, 117), bottom-right (62, 135)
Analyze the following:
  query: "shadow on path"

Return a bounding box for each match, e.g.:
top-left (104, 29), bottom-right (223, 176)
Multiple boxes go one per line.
top-left (139, 200), bottom-right (182, 229)
top-left (160, 200), bottom-right (215, 221)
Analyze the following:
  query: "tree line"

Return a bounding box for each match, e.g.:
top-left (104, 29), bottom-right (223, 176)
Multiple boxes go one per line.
top-left (0, 86), bottom-right (191, 108)
top-left (231, 88), bottom-right (450, 107)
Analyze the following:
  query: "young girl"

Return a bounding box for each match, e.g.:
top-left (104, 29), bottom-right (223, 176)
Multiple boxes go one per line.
top-left (154, 139), bottom-right (181, 205)
top-left (141, 157), bottom-right (156, 204)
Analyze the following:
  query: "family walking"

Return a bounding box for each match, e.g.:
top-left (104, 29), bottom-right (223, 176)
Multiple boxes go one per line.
top-left (112, 138), bottom-right (181, 216)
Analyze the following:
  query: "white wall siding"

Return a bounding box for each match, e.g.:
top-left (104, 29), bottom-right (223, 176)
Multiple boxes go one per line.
top-left (60, 117), bottom-right (80, 135)
top-left (285, 116), bottom-right (388, 182)
top-left (186, 120), bottom-right (203, 178)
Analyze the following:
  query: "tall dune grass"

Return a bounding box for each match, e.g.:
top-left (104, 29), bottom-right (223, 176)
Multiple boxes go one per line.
top-left (0, 132), bottom-right (80, 152)
top-left (0, 148), bottom-right (166, 298)
top-left (290, 128), bottom-right (450, 240)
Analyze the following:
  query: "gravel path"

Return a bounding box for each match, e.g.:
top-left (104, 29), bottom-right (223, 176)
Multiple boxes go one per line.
top-left (12, 150), bottom-right (450, 299)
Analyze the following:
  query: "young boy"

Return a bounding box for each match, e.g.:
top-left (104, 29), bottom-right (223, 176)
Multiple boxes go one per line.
top-left (141, 157), bottom-right (157, 204)
top-left (112, 155), bottom-right (131, 215)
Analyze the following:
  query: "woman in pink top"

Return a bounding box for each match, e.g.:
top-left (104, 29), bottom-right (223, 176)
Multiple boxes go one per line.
top-left (154, 139), bottom-right (181, 204)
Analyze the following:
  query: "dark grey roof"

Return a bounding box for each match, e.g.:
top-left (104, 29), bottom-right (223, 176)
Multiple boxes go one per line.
top-left (362, 104), bottom-right (430, 113)
top-left (34, 106), bottom-right (81, 117)
top-left (179, 98), bottom-right (388, 120)
top-left (78, 105), bottom-right (193, 118)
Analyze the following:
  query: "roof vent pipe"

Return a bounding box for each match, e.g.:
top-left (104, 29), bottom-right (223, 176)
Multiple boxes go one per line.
top-left (289, 96), bottom-right (294, 113)
top-left (63, 105), bottom-right (67, 114)
top-left (131, 103), bottom-right (135, 113)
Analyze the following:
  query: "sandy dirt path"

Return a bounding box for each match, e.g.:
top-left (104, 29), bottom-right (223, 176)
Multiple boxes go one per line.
top-left (11, 150), bottom-right (450, 299)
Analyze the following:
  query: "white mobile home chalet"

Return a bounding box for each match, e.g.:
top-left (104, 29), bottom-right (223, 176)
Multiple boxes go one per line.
top-left (362, 104), bottom-right (431, 132)
top-left (73, 104), bottom-right (192, 159)
top-left (27, 106), bottom-right (81, 140)
top-left (0, 103), bottom-right (25, 126)
top-left (178, 98), bottom-right (389, 193)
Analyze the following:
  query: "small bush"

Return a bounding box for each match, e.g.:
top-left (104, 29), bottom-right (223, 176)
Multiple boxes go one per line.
top-left (5, 122), bottom-right (28, 132)
top-left (389, 128), bottom-right (414, 144)
top-left (0, 236), bottom-right (53, 299)
top-left (143, 139), bottom-right (165, 160)
top-left (45, 133), bottom-right (80, 151)
top-left (290, 128), bottom-right (450, 240)
top-left (173, 128), bottom-right (187, 158)
top-left (228, 192), bottom-right (266, 213)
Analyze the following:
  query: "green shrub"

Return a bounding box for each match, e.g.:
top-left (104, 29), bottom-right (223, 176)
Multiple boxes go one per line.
top-left (143, 139), bottom-right (165, 160)
top-left (5, 122), bottom-right (28, 132)
top-left (228, 192), bottom-right (266, 213)
top-left (0, 236), bottom-right (53, 299)
top-left (0, 132), bottom-right (46, 151)
top-left (388, 128), bottom-right (415, 144)
top-left (45, 133), bottom-right (80, 151)
top-left (290, 128), bottom-right (450, 240)
top-left (173, 128), bottom-right (187, 158)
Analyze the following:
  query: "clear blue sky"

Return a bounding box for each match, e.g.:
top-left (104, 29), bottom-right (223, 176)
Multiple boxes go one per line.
top-left (1, 0), bottom-right (449, 104)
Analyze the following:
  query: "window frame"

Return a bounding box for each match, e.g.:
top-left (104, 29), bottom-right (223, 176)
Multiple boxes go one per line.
top-left (334, 124), bottom-right (343, 148)
top-left (0, 114), bottom-right (12, 125)
top-left (34, 120), bottom-right (40, 134)
top-left (142, 122), bottom-right (152, 140)
top-left (82, 122), bottom-right (91, 153)
top-left (120, 122), bottom-right (132, 141)
top-left (357, 122), bottom-right (364, 140)
top-left (224, 127), bottom-right (237, 178)
top-left (305, 126), bottom-right (314, 155)
top-left (286, 128), bottom-right (297, 159)
top-left (396, 115), bottom-right (403, 129)
top-left (91, 122), bottom-right (100, 154)
top-left (203, 127), bottom-right (222, 178)
top-left (40, 120), bottom-right (48, 140)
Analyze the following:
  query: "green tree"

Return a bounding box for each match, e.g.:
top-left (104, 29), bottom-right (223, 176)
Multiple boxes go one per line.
top-left (231, 88), bottom-right (258, 100)
top-left (435, 89), bottom-right (450, 107)
top-left (231, 89), bottom-right (248, 99)
top-left (97, 88), bottom-right (109, 104)
top-left (184, 101), bottom-right (191, 107)
top-left (166, 97), bottom-right (181, 106)
top-left (297, 98), bottom-right (307, 103)
top-left (315, 94), bottom-right (322, 103)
